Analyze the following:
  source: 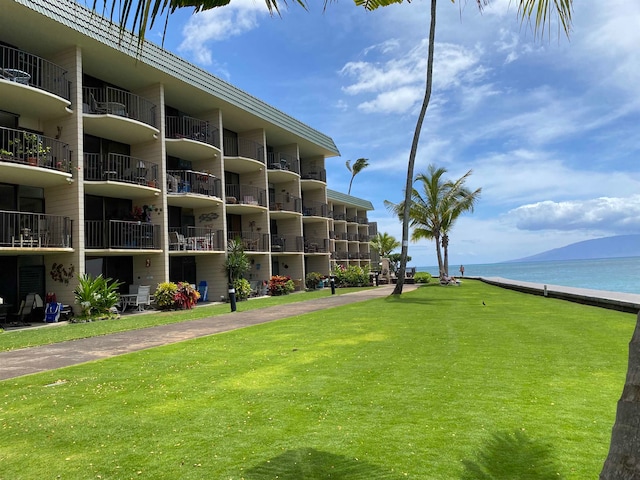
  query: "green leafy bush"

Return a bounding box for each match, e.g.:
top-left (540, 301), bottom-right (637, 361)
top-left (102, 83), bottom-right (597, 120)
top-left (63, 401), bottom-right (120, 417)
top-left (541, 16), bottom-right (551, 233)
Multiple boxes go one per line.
top-left (154, 282), bottom-right (178, 309)
top-left (305, 272), bottom-right (323, 290)
top-left (73, 273), bottom-right (122, 320)
top-left (414, 272), bottom-right (432, 283)
top-left (268, 275), bottom-right (295, 296)
top-left (332, 264), bottom-right (370, 287)
top-left (234, 278), bottom-right (252, 301)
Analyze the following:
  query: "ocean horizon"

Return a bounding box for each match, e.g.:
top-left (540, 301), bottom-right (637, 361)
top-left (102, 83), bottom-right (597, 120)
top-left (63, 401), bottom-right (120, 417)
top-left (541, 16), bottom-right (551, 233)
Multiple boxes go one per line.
top-left (417, 256), bottom-right (640, 295)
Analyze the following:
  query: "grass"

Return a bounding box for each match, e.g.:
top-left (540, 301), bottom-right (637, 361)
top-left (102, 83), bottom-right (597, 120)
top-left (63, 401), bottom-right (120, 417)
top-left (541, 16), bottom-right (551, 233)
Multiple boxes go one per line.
top-left (0, 280), bottom-right (634, 479)
top-left (0, 287), bottom-right (370, 352)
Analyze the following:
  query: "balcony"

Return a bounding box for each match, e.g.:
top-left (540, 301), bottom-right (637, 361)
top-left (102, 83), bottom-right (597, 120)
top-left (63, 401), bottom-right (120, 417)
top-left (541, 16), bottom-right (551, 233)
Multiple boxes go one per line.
top-left (0, 210), bottom-right (72, 250)
top-left (84, 153), bottom-right (159, 198)
top-left (0, 45), bottom-right (71, 119)
top-left (225, 184), bottom-right (267, 211)
top-left (269, 193), bottom-right (302, 216)
top-left (270, 234), bottom-right (303, 253)
top-left (83, 87), bottom-right (158, 144)
top-left (300, 167), bottom-right (326, 189)
top-left (304, 237), bottom-right (329, 254)
top-left (165, 115), bottom-right (221, 161)
top-left (223, 137), bottom-right (264, 172)
top-left (169, 227), bottom-right (223, 252)
top-left (0, 128), bottom-right (72, 187)
top-left (85, 220), bottom-right (160, 250)
top-left (302, 200), bottom-right (329, 218)
top-left (267, 152), bottom-right (300, 180)
top-left (167, 170), bottom-right (222, 208)
top-left (228, 231), bottom-right (268, 252)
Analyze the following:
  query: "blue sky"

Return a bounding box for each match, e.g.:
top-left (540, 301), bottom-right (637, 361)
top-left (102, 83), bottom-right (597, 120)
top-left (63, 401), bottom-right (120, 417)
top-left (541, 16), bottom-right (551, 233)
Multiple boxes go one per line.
top-left (107, 0), bottom-right (640, 266)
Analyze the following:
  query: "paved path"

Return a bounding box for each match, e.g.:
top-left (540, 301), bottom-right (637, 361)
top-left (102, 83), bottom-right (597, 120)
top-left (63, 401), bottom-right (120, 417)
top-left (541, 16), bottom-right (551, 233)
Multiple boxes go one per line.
top-left (0, 285), bottom-right (415, 381)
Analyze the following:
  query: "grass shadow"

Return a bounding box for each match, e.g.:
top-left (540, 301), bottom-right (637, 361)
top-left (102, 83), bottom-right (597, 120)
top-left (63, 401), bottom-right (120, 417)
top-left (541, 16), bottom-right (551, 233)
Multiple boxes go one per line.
top-left (461, 430), bottom-right (565, 479)
top-left (245, 447), bottom-right (404, 479)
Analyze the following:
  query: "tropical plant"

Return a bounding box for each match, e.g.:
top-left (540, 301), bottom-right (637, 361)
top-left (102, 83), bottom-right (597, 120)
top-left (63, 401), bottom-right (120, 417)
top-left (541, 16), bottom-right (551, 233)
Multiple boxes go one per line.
top-left (369, 232), bottom-right (400, 258)
top-left (233, 278), bottom-right (252, 301)
top-left (332, 264), bottom-right (370, 287)
top-left (154, 281), bottom-right (178, 309)
top-left (267, 275), bottom-right (295, 296)
top-left (387, 252), bottom-right (411, 273)
top-left (73, 273), bottom-right (122, 319)
top-left (224, 238), bottom-right (251, 285)
top-left (345, 157), bottom-right (369, 195)
top-left (305, 271), bottom-right (324, 290)
top-left (10, 133), bottom-right (51, 161)
top-left (173, 282), bottom-right (200, 309)
top-left (386, 165), bottom-right (480, 277)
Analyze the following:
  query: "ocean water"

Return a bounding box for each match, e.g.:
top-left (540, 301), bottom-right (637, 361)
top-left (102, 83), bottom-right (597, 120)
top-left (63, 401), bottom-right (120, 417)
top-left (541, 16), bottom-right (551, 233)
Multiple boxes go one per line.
top-left (418, 256), bottom-right (640, 295)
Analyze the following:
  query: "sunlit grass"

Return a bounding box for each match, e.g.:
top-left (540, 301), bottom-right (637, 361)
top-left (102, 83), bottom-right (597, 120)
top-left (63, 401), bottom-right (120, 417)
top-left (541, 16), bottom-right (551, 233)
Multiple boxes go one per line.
top-left (0, 280), bottom-right (633, 479)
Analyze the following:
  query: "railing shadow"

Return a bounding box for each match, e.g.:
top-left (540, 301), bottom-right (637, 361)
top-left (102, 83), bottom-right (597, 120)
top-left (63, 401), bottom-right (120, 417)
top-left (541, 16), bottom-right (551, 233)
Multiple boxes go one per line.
top-left (460, 430), bottom-right (564, 479)
top-left (244, 447), bottom-right (403, 479)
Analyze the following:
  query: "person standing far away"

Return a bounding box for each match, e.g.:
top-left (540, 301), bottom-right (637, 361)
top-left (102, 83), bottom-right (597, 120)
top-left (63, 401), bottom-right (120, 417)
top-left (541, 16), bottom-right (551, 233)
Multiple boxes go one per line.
top-left (459, 265), bottom-right (465, 277)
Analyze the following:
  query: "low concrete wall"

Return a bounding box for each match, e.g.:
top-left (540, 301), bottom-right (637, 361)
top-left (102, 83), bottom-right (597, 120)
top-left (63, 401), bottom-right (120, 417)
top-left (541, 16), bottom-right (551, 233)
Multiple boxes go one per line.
top-left (476, 276), bottom-right (640, 314)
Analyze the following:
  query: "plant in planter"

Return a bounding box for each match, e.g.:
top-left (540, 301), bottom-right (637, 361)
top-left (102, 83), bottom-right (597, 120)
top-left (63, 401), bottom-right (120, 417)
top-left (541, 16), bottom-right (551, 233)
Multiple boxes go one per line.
top-left (10, 133), bottom-right (51, 166)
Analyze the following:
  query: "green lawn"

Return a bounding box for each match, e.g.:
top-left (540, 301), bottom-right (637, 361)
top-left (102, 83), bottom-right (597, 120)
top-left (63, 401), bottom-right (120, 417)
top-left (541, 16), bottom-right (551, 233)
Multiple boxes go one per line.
top-left (0, 280), bottom-right (634, 479)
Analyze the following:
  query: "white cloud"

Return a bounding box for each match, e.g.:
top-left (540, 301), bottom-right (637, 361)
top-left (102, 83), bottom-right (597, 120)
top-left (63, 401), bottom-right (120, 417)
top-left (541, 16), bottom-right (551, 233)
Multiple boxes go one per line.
top-left (177, 0), bottom-right (269, 65)
top-left (506, 195), bottom-right (640, 233)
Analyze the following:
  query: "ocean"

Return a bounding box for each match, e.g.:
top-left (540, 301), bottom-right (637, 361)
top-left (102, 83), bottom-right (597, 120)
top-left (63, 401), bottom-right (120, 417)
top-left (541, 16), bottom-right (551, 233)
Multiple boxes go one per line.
top-left (418, 256), bottom-right (640, 295)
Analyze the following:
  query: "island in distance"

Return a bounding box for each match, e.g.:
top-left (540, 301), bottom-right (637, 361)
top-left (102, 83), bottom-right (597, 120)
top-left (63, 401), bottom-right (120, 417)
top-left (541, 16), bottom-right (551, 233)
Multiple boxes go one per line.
top-left (509, 234), bottom-right (640, 263)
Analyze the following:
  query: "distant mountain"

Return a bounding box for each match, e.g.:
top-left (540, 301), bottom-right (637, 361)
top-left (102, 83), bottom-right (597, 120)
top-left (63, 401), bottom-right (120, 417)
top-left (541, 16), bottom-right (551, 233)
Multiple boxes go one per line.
top-left (509, 235), bottom-right (640, 263)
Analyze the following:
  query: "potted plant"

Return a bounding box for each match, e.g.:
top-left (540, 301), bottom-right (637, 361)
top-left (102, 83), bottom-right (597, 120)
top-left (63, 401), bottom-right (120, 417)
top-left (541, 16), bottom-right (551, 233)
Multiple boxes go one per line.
top-left (10, 133), bottom-right (51, 166)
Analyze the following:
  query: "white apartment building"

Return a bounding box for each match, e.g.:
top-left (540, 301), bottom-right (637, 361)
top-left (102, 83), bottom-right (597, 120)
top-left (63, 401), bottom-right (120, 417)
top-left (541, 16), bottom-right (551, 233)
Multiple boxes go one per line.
top-left (0, 0), bottom-right (377, 309)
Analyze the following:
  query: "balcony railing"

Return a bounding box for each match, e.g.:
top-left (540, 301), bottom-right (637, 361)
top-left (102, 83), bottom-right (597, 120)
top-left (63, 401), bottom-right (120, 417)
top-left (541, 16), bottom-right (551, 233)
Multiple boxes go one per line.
top-left (85, 153), bottom-right (159, 186)
top-left (304, 237), bottom-right (329, 253)
top-left (266, 152), bottom-right (300, 174)
top-left (333, 212), bottom-right (346, 221)
top-left (225, 184), bottom-right (266, 207)
top-left (356, 216), bottom-right (369, 224)
top-left (270, 193), bottom-right (302, 213)
top-left (83, 87), bottom-right (156, 128)
top-left (169, 226), bottom-right (222, 251)
top-left (271, 234), bottom-right (303, 253)
top-left (227, 231), bottom-right (268, 252)
top-left (368, 222), bottom-right (378, 236)
top-left (167, 170), bottom-right (222, 198)
top-left (302, 200), bottom-right (329, 217)
top-left (0, 45), bottom-right (71, 100)
top-left (301, 167), bottom-right (326, 182)
top-left (223, 136), bottom-right (264, 163)
top-left (0, 210), bottom-right (72, 248)
top-left (165, 115), bottom-right (220, 149)
top-left (85, 220), bottom-right (160, 249)
top-left (0, 127), bottom-right (72, 173)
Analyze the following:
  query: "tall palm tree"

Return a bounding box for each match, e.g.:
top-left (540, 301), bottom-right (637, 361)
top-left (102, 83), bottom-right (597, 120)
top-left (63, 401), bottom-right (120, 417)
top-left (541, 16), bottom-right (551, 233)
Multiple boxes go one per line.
top-left (370, 231), bottom-right (400, 258)
top-left (345, 158), bottom-right (369, 195)
top-left (385, 165), bottom-right (479, 278)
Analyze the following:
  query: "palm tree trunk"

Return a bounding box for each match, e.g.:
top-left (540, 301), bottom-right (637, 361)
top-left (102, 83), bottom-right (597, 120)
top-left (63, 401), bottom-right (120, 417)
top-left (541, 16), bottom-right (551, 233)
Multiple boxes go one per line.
top-left (393, 0), bottom-right (437, 295)
top-left (441, 234), bottom-right (449, 276)
top-left (434, 233), bottom-right (443, 276)
top-left (600, 311), bottom-right (640, 479)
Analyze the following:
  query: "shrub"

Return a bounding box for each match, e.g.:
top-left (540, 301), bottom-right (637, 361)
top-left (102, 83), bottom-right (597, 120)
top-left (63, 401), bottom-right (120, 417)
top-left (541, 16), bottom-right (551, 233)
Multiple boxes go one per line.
top-left (73, 273), bottom-right (122, 320)
top-left (233, 278), bottom-right (252, 301)
top-left (414, 272), bottom-right (432, 284)
top-left (154, 282), bottom-right (178, 309)
top-left (268, 275), bottom-right (295, 296)
top-left (332, 264), bottom-right (370, 287)
top-left (173, 282), bottom-right (200, 309)
top-left (305, 271), bottom-right (323, 290)
top-left (154, 281), bottom-right (200, 310)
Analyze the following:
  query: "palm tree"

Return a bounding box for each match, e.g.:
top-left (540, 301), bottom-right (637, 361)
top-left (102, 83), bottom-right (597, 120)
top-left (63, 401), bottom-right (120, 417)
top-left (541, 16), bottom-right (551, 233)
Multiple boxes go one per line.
top-left (370, 231), bottom-right (400, 258)
top-left (385, 165), bottom-right (480, 278)
top-left (345, 158), bottom-right (369, 195)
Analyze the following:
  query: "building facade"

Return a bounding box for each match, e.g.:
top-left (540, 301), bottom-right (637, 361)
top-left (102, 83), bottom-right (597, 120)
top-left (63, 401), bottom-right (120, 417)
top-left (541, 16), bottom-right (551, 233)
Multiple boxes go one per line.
top-left (0, 0), bottom-right (377, 308)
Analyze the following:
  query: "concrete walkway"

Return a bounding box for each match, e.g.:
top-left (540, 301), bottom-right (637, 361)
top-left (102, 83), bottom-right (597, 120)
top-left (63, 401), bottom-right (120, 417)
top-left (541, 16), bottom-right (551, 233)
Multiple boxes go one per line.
top-left (0, 285), bottom-right (415, 381)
